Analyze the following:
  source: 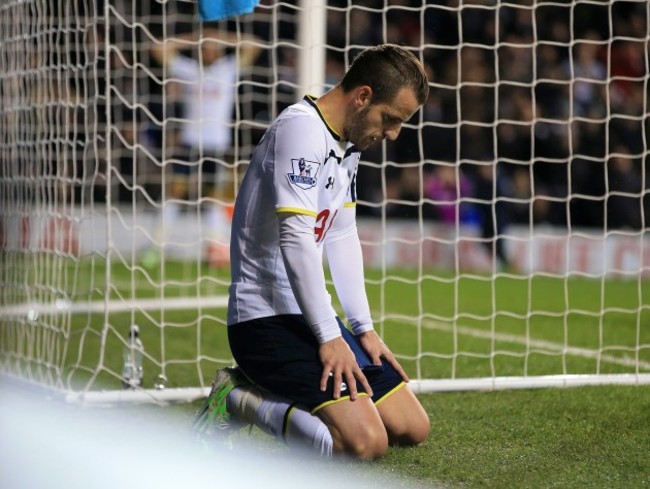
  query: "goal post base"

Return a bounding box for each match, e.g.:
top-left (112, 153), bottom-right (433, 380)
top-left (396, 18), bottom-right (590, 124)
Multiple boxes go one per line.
top-left (64, 387), bottom-right (211, 405)
top-left (410, 374), bottom-right (650, 394)
top-left (5, 373), bottom-right (649, 406)
top-left (0, 373), bottom-right (210, 406)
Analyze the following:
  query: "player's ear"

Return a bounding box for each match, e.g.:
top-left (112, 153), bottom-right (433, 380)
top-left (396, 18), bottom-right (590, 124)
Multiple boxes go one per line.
top-left (354, 85), bottom-right (373, 107)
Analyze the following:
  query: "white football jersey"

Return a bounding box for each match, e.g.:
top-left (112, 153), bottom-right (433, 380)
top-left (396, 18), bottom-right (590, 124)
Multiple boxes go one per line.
top-left (170, 54), bottom-right (237, 153)
top-left (227, 96), bottom-right (361, 326)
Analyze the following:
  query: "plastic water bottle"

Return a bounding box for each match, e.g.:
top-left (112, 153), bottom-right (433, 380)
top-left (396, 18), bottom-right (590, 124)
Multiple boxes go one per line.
top-left (122, 325), bottom-right (144, 389)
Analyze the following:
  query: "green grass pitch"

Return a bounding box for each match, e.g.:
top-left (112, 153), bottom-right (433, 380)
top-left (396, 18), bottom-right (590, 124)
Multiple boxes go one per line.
top-left (22, 259), bottom-right (650, 487)
top-left (60, 260), bottom-right (649, 390)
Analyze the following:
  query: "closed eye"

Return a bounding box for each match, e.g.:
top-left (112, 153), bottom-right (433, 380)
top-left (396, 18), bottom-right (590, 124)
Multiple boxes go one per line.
top-left (382, 113), bottom-right (403, 126)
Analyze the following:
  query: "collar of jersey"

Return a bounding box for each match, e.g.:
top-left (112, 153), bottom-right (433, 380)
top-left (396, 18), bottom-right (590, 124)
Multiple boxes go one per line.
top-left (304, 95), bottom-right (341, 142)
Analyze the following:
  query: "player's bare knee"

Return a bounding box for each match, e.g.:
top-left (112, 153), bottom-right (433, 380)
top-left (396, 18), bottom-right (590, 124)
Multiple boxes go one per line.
top-left (389, 413), bottom-right (430, 446)
top-left (337, 425), bottom-right (389, 460)
top-left (345, 437), bottom-right (388, 461)
top-left (407, 418), bottom-right (430, 445)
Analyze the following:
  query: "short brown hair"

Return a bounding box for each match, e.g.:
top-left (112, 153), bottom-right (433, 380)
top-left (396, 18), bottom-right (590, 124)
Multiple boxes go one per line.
top-left (339, 44), bottom-right (429, 106)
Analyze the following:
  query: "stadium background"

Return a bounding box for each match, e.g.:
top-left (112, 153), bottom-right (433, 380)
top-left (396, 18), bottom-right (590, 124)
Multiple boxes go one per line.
top-left (19, 0), bottom-right (649, 236)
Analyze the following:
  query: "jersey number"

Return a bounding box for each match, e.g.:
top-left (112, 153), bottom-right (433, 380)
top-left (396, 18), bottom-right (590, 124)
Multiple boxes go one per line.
top-left (314, 209), bottom-right (338, 243)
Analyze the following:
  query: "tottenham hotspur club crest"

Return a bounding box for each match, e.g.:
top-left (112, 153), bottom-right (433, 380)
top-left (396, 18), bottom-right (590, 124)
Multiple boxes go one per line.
top-left (287, 157), bottom-right (321, 189)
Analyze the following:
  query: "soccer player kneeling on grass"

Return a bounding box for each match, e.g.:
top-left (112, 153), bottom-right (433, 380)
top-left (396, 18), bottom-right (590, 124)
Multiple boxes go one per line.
top-left (194, 44), bottom-right (431, 460)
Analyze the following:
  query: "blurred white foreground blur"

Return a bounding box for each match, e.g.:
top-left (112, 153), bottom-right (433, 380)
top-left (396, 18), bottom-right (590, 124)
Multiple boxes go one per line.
top-left (0, 380), bottom-right (421, 489)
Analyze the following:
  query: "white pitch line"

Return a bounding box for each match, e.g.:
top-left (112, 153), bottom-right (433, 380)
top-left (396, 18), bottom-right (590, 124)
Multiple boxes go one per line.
top-left (4, 298), bottom-right (647, 371)
top-left (418, 317), bottom-right (650, 371)
top-left (0, 295), bottom-right (229, 317)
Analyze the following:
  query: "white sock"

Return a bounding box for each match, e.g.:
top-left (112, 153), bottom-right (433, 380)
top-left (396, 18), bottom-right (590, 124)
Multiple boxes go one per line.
top-left (226, 387), bottom-right (333, 458)
top-left (284, 405), bottom-right (333, 457)
top-left (158, 201), bottom-right (180, 243)
top-left (203, 205), bottom-right (228, 239)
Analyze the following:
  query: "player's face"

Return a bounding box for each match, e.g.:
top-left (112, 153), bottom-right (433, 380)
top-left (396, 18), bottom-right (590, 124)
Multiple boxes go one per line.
top-left (201, 42), bottom-right (224, 66)
top-left (347, 87), bottom-right (420, 150)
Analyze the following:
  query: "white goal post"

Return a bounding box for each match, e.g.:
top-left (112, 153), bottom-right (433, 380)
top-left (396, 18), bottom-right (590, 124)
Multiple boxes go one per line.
top-left (1, 0), bottom-right (649, 405)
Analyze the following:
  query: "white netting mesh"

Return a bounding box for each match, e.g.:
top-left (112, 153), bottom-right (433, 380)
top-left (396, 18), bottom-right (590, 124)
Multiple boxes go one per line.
top-left (1, 0), bottom-right (649, 402)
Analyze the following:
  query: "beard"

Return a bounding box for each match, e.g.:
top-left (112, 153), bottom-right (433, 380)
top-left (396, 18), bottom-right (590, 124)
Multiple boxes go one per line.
top-left (345, 106), bottom-right (378, 151)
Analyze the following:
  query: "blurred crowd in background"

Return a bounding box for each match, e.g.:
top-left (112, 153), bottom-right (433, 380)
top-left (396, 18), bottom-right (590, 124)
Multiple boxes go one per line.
top-left (323, 0), bottom-right (647, 237)
top-left (13, 0), bottom-right (649, 247)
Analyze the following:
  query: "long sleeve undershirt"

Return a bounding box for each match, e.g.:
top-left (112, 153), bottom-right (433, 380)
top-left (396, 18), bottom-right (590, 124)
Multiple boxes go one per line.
top-left (279, 213), bottom-right (340, 343)
top-left (278, 207), bottom-right (373, 343)
top-left (324, 207), bottom-right (373, 336)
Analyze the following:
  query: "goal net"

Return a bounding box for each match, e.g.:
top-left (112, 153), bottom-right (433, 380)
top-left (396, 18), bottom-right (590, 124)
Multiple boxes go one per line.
top-left (1, 0), bottom-right (649, 404)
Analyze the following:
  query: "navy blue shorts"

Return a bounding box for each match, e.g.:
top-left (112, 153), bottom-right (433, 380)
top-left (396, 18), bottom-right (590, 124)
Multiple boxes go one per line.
top-left (228, 315), bottom-right (404, 413)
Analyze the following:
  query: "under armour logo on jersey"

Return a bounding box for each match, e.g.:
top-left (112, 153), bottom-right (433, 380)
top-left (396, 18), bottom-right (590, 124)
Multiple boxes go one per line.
top-left (344, 146), bottom-right (360, 159)
top-left (326, 177), bottom-right (335, 189)
top-left (324, 149), bottom-right (342, 166)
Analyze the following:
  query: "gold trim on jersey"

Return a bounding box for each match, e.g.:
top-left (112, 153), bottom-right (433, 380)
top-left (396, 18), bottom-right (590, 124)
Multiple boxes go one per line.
top-left (304, 95), bottom-right (342, 141)
top-left (276, 207), bottom-right (318, 217)
top-left (343, 202), bottom-right (356, 208)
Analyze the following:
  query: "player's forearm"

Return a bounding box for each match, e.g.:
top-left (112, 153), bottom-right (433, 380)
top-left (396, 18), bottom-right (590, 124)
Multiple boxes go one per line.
top-left (201, 28), bottom-right (261, 66)
top-left (325, 225), bottom-right (374, 335)
top-left (151, 38), bottom-right (185, 66)
top-left (278, 213), bottom-right (340, 343)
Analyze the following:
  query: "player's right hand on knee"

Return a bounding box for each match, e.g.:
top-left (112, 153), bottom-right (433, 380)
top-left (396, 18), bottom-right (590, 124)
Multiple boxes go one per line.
top-left (318, 337), bottom-right (373, 401)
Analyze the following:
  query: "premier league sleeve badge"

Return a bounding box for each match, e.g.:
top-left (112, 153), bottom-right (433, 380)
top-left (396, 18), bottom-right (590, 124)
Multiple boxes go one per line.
top-left (287, 157), bottom-right (321, 190)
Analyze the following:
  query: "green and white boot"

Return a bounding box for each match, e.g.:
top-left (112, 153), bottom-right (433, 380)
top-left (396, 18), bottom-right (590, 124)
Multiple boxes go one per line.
top-left (193, 367), bottom-right (250, 446)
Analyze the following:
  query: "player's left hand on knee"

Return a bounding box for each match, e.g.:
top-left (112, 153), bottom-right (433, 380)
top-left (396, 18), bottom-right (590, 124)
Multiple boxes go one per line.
top-left (358, 331), bottom-right (410, 383)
